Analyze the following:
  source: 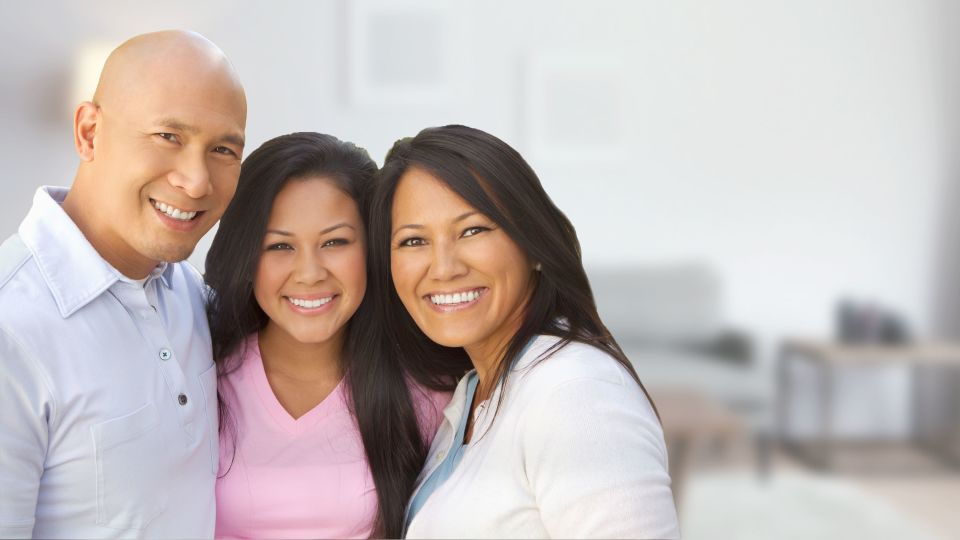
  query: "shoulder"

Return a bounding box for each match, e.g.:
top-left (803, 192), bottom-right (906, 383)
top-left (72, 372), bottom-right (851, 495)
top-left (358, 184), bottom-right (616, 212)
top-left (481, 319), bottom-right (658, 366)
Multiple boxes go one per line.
top-left (0, 234), bottom-right (34, 292)
top-left (407, 381), bottom-right (452, 444)
top-left (516, 337), bottom-right (635, 392)
top-left (170, 260), bottom-right (207, 295)
top-left (218, 334), bottom-right (259, 393)
top-left (510, 337), bottom-right (658, 424)
top-left (0, 234), bottom-right (57, 338)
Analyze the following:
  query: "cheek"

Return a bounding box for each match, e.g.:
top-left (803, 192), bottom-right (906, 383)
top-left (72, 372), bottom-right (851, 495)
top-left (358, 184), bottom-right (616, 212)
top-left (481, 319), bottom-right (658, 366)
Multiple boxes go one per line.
top-left (211, 164), bottom-right (241, 202)
top-left (490, 241), bottom-right (534, 297)
top-left (343, 248), bottom-right (368, 300)
top-left (252, 256), bottom-right (283, 306)
top-left (390, 253), bottom-right (417, 301)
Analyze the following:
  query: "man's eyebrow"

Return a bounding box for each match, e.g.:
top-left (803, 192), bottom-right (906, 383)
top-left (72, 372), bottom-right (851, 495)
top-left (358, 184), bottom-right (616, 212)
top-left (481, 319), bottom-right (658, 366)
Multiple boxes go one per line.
top-left (222, 133), bottom-right (246, 148)
top-left (154, 118), bottom-right (199, 134)
top-left (153, 117), bottom-right (245, 148)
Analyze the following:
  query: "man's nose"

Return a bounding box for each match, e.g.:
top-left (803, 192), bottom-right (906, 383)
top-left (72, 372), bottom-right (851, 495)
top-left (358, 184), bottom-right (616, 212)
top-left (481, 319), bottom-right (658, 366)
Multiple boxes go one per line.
top-left (168, 151), bottom-right (213, 199)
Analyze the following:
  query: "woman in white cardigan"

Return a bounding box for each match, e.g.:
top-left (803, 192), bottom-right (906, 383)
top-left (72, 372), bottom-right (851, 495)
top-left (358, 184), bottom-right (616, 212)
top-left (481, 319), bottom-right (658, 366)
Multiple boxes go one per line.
top-left (367, 125), bottom-right (680, 539)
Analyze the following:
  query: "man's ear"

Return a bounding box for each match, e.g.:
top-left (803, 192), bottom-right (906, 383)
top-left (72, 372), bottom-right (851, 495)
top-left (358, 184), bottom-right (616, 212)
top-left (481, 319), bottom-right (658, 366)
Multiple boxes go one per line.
top-left (74, 101), bottom-right (100, 162)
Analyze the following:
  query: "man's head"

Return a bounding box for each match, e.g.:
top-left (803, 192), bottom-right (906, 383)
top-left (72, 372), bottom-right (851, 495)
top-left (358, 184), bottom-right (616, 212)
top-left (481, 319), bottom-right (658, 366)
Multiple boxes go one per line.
top-left (63, 30), bottom-right (247, 278)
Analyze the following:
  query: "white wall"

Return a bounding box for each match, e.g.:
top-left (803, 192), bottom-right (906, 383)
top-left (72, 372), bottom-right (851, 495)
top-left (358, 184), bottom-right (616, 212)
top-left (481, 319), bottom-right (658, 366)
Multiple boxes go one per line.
top-left (1, 0), bottom-right (955, 436)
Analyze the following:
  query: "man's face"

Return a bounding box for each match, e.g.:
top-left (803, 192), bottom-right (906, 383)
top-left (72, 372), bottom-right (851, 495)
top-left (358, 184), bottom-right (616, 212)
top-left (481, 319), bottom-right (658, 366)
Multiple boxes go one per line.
top-left (91, 77), bottom-right (246, 273)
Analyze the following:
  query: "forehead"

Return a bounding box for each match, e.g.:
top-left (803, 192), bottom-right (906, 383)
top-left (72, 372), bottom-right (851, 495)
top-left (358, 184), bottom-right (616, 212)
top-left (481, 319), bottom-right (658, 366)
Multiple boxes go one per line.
top-left (110, 67), bottom-right (246, 134)
top-left (392, 167), bottom-right (476, 222)
top-left (268, 178), bottom-right (362, 228)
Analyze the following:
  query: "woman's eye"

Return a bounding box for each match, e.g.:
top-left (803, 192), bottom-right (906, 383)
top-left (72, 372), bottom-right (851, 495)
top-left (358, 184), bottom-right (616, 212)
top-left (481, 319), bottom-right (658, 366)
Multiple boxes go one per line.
top-left (462, 226), bottom-right (490, 238)
top-left (398, 237), bottom-right (426, 248)
top-left (265, 242), bottom-right (292, 251)
top-left (322, 238), bottom-right (348, 248)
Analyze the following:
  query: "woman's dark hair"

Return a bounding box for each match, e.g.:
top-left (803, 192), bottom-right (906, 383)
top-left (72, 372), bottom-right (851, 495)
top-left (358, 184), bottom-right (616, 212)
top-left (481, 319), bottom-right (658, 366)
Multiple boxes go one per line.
top-left (369, 124), bottom-right (656, 422)
top-left (205, 132), bottom-right (428, 538)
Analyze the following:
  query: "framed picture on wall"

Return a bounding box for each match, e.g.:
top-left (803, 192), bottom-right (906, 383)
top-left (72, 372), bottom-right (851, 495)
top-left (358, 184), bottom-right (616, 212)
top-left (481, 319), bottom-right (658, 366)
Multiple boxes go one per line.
top-left (345, 0), bottom-right (465, 107)
top-left (523, 52), bottom-right (629, 163)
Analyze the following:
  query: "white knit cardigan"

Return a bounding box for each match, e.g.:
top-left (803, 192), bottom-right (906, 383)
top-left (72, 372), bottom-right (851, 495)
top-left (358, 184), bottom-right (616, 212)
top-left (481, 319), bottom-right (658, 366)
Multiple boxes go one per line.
top-left (405, 335), bottom-right (680, 539)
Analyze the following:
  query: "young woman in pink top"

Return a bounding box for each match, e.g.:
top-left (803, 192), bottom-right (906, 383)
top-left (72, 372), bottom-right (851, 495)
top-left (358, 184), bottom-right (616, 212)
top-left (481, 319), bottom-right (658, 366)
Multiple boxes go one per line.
top-left (204, 133), bottom-right (450, 539)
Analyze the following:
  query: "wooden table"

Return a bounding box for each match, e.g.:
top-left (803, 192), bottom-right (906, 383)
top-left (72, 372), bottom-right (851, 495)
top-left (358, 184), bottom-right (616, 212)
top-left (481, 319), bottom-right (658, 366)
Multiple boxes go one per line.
top-left (652, 387), bottom-right (746, 509)
top-left (776, 339), bottom-right (960, 471)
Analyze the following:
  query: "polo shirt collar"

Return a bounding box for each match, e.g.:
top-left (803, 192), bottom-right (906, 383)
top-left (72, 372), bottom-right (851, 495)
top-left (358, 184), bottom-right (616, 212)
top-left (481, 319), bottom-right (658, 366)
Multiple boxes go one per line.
top-left (18, 186), bottom-right (172, 318)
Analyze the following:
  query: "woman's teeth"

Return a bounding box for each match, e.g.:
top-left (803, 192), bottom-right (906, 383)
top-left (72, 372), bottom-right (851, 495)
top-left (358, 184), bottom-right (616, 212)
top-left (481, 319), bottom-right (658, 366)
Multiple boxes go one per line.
top-left (430, 289), bottom-right (481, 305)
top-left (288, 296), bottom-right (333, 309)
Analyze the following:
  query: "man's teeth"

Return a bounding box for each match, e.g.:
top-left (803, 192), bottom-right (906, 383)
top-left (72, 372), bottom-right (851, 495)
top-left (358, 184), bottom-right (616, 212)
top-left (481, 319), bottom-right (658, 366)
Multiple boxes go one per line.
top-left (152, 200), bottom-right (198, 221)
top-left (430, 290), bottom-right (481, 305)
top-left (288, 296), bottom-right (333, 309)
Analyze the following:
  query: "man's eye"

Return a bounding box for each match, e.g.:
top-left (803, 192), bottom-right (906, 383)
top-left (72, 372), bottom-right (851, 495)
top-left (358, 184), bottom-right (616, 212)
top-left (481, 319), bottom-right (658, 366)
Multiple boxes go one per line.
top-left (398, 237), bottom-right (426, 247)
top-left (265, 242), bottom-right (292, 251)
top-left (214, 146), bottom-right (238, 157)
top-left (156, 133), bottom-right (179, 143)
top-left (462, 226), bottom-right (490, 238)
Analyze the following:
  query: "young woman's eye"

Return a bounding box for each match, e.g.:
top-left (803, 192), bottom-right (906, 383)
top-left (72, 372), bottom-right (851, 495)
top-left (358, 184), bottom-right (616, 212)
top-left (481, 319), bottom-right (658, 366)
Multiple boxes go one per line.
top-left (265, 242), bottom-right (292, 251)
top-left (462, 226), bottom-right (490, 238)
top-left (322, 238), bottom-right (348, 248)
top-left (398, 237), bottom-right (426, 248)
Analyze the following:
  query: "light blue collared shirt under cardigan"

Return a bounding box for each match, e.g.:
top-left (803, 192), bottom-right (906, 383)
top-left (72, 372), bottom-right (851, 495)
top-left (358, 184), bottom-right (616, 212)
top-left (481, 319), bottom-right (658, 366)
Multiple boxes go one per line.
top-left (404, 371), bottom-right (480, 528)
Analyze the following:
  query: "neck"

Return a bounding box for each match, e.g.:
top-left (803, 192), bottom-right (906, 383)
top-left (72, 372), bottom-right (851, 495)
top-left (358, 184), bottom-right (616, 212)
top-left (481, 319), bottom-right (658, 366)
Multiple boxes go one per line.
top-left (464, 325), bottom-right (522, 404)
top-left (62, 175), bottom-right (156, 279)
top-left (258, 324), bottom-right (345, 383)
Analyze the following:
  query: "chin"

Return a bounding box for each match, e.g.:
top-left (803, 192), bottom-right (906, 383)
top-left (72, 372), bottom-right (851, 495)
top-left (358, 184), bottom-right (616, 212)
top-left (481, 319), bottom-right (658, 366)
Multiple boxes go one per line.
top-left (148, 244), bottom-right (197, 264)
top-left (420, 327), bottom-right (476, 349)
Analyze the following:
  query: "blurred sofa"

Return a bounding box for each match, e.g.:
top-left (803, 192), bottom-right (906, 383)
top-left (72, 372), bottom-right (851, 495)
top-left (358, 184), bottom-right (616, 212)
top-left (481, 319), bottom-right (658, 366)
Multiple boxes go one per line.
top-left (588, 263), bottom-right (770, 421)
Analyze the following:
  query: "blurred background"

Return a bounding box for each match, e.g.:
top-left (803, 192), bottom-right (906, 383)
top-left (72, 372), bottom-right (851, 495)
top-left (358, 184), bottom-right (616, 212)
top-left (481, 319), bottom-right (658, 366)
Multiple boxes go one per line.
top-left (2, 1), bottom-right (958, 538)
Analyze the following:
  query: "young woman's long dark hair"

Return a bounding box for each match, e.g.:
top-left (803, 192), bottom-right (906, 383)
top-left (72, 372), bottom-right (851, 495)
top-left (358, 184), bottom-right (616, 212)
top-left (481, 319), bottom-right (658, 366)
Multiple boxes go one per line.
top-left (205, 132), bottom-right (429, 538)
top-left (369, 124), bottom-right (656, 420)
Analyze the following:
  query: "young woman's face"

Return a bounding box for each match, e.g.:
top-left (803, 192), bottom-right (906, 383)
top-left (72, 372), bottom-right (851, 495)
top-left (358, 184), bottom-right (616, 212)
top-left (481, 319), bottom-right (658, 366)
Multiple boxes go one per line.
top-left (390, 166), bottom-right (536, 359)
top-left (254, 177), bottom-right (366, 346)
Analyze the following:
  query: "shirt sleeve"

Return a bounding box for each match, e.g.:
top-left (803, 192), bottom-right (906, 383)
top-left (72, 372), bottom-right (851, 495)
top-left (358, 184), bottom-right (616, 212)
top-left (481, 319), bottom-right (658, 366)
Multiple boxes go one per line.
top-left (520, 375), bottom-right (681, 539)
top-left (0, 327), bottom-right (53, 538)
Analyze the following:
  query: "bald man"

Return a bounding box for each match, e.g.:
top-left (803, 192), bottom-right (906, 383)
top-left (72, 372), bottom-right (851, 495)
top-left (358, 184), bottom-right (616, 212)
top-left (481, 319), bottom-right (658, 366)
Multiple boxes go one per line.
top-left (0, 31), bottom-right (246, 538)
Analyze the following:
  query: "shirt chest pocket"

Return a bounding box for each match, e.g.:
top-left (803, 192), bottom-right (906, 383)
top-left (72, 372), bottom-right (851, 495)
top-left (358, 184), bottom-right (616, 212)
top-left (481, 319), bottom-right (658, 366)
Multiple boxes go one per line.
top-left (91, 401), bottom-right (169, 530)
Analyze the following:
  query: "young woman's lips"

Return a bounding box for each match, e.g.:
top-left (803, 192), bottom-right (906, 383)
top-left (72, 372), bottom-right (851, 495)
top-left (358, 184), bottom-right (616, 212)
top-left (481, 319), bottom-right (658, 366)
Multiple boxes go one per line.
top-left (423, 287), bottom-right (487, 313)
top-left (285, 294), bottom-right (338, 315)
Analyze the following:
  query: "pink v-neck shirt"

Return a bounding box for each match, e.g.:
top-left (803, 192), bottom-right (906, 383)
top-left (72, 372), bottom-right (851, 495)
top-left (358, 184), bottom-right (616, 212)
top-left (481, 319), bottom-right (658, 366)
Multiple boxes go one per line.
top-left (215, 334), bottom-right (449, 539)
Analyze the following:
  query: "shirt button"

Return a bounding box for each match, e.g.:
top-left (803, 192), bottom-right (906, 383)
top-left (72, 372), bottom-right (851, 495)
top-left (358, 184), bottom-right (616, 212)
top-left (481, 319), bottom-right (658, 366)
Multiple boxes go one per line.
top-left (178, 393), bottom-right (188, 406)
top-left (159, 348), bottom-right (172, 361)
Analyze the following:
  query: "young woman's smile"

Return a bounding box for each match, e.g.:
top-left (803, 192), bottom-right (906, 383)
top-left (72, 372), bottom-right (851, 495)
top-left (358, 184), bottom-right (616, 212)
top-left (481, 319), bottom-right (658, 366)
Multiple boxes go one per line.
top-left (254, 177), bottom-right (366, 346)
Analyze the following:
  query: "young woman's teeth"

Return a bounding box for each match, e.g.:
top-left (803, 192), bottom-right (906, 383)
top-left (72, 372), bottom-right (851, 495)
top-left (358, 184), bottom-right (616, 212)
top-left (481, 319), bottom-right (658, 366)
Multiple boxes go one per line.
top-left (153, 200), bottom-right (198, 221)
top-left (288, 297), bottom-right (333, 309)
top-left (431, 290), bottom-right (480, 305)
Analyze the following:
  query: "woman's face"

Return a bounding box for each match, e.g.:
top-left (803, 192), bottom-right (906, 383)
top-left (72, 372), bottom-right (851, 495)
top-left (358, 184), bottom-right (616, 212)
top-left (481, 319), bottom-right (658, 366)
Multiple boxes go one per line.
top-left (254, 177), bottom-right (367, 346)
top-left (390, 166), bottom-right (536, 361)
